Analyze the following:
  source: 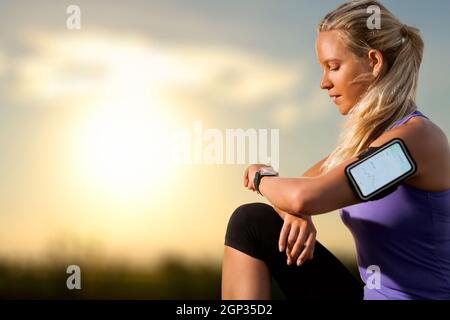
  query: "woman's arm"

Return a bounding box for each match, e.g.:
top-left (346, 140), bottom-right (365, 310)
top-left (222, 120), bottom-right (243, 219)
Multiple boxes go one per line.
top-left (258, 120), bottom-right (432, 216)
top-left (272, 158), bottom-right (325, 266)
top-left (271, 157), bottom-right (327, 266)
top-left (259, 157), bottom-right (360, 215)
top-left (272, 155), bottom-right (330, 219)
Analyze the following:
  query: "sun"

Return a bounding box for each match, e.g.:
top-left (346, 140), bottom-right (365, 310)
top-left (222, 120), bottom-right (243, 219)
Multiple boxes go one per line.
top-left (23, 32), bottom-right (202, 204)
top-left (76, 98), bottom-right (175, 203)
top-left (71, 60), bottom-right (178, 203)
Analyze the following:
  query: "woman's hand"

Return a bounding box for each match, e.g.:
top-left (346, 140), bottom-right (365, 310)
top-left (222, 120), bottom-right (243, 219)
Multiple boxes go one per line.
top-left (243, 164), bottom-right (273, 191)
top-left (279, 213), bottom-right (317, 266)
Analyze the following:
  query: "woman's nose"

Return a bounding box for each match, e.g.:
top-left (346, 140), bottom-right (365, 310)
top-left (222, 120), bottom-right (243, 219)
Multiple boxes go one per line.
top-left (320, 74), bottom-right (333, 90)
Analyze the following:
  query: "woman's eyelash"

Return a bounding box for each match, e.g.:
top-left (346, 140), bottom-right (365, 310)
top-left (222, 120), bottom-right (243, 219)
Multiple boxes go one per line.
top-left (329, 66), bottom-right (340, 71)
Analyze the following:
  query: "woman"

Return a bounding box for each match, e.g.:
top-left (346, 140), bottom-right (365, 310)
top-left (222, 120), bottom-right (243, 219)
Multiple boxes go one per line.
top-left (222, 0), bottom-right (450, 300)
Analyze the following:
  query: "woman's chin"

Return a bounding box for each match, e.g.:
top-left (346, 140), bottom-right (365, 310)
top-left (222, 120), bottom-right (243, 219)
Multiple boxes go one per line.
top-left (336, 103), bottom-right (351, 116)
top-left (337, 106), bottom-right (347, 116)
top-left (339, 108), bottom-right (350, 116)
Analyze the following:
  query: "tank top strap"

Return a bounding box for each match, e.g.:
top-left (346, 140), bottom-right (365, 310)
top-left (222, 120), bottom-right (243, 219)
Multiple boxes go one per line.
top-left (387, 110), bottom-right (429, 131)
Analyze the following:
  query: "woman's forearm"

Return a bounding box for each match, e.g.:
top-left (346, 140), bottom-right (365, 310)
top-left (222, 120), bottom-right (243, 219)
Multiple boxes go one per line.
top-left (259, 177), bottom-right (310, 215)
top-left (272, 206), bottom-right (288, 220)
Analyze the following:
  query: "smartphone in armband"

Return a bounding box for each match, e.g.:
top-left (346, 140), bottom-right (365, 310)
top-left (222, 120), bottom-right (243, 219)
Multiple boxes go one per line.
top-left (345, 138), bottom-right (417, 202)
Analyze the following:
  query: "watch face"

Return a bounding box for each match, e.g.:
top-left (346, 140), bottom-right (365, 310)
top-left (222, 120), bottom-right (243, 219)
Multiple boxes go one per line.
top-left (260, 166), bottom-right (278, 176)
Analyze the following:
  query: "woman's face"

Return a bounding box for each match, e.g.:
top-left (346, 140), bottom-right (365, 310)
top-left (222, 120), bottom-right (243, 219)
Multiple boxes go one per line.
top-left (316, 30), bottom-right (373, 115)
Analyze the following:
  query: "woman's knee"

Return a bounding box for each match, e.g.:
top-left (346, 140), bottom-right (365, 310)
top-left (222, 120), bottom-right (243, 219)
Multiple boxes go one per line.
top-left (224, 203), bottom-right (279, 260)
top-left (225, 202), bottom-right (278, 240)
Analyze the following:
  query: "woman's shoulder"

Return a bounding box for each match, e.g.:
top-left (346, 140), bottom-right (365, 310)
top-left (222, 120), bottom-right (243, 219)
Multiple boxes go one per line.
top-left (372, 114), bottom-right (447, 146)
top-left (405, 116), bottom-right (449, 155)
top-left (372, 116), bottom-right (450, 192)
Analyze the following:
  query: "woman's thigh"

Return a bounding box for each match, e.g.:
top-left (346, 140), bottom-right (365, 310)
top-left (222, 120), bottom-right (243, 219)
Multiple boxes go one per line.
top-left (225, 202), bottom-right (363, 300)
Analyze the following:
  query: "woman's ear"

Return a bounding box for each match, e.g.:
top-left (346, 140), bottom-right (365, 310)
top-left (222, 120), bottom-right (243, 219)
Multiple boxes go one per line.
top-left (368, 49), bottom-right (384, 77)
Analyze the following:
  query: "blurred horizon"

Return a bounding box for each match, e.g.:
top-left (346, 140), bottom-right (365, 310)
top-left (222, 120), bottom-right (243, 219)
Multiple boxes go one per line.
top-left (1, 0), bottom-right (449, 298)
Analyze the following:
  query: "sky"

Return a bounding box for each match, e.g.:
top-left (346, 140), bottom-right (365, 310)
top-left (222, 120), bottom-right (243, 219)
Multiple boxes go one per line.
top-left (0, 0), bottom-right (449, 266)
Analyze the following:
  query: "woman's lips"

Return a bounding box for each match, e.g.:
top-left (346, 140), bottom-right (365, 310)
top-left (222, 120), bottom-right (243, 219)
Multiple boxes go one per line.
top-left (332, 95), bottom-right (341, 103)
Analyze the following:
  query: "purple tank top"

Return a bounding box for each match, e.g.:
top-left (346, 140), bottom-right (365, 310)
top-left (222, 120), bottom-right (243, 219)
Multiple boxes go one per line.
top-left (340, 110), bottom-right (450, 300)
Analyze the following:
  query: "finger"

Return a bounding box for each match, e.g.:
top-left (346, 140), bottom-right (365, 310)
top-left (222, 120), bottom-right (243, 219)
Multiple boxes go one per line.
top-left (286, 246), bottom-right (294, 265)
top-left (278, 220), bottom-right (291, 252)
top-left (309, 244), bottom-right (315, 260)
top-left (290, 226), bottom-right (307, 262)
top-left (297, 232), bottom-right (316, 266)
top-left (247, 172), bottom-right (254, 190)
top-left (287, 225), bottom-right (300, 253)
top-left (308, 233), bottom-right (316, 260)
top-left (306, 231), bottom-right (317, 260)
top-left (243, 168), bottom-right (249, 187)
top-left (286, 226), bottom-right (300, 265)
top-left (290, 228), bottom-right (307, 261)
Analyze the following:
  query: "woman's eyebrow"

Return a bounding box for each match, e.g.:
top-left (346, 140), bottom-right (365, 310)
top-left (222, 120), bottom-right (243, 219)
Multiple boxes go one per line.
top-left (319, 58), bottom-right (342, 64)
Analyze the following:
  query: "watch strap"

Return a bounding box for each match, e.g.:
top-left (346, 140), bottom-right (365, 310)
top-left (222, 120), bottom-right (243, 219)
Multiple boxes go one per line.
top-left (254, 168), bottom-right (278, 195)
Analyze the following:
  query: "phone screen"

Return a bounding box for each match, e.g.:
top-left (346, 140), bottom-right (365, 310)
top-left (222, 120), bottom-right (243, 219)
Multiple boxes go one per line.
top-left (348, 142), bottom-right (414, 198)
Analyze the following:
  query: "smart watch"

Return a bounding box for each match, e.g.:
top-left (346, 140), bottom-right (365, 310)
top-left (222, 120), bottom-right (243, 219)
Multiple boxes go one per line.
top-left (254, 166), bottom-right (279, 195)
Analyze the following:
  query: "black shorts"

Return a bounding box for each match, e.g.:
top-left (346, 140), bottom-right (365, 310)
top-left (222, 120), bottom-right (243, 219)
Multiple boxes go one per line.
top-left (224, 202), bottom-right (364, 300)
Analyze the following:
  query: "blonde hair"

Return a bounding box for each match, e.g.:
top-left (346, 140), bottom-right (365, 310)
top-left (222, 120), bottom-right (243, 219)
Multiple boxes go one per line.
top-left (318, 0), bottom-right (424, 173)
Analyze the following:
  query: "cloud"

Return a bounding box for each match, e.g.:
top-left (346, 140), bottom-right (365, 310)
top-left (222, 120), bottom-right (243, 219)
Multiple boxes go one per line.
top-left (167, 46), bottom-right (304, 109)
top-left (271, 101), bottom-right (301, 129)
top-left (7, 31), bottom-right (304, 111)
top-left (271, 88), bottom-right (333, 129)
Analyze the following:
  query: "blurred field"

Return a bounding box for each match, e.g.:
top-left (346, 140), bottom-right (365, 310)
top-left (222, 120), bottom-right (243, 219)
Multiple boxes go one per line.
top-left (0, 255), bottom-right (220, 299)
top-left (0, 254), bottom-right (360, 299)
